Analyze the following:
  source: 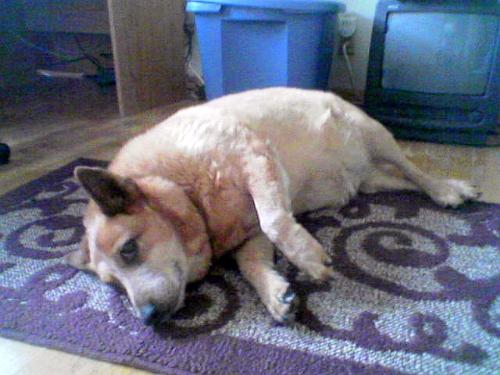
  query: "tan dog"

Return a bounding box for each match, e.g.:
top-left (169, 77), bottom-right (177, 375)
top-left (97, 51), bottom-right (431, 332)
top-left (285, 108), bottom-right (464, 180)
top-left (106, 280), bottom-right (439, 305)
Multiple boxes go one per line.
top-left (66, 88), bottom-right (479, 324)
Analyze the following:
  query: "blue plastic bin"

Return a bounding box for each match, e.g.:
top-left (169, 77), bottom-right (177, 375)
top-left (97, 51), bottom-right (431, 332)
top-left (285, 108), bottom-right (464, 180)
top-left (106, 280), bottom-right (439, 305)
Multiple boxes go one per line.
top-left (187, 0), bottom-right (345, 99)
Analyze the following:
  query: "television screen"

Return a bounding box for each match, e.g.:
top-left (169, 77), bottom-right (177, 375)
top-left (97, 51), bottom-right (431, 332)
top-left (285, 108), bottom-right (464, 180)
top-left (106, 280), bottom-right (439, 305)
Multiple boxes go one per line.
top-left (382, 12), bottom-right (498, 95)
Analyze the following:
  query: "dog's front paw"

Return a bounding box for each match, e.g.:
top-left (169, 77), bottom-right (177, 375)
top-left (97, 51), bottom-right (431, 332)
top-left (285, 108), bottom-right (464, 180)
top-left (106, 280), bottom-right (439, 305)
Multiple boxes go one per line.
top-left (430, 179), bottom-right (481, 208)
top-left (264, 281), bottom-right (298, 323)
top-left (297, 245), bottom-right (334, 283)
top-left (300, 261), bottom-right (335, 283)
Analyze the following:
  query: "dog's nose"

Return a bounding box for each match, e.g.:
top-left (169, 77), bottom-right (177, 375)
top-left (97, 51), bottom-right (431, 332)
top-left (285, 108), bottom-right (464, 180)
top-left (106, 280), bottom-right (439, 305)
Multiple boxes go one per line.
top-left (139, 303), bottom-right (162, 326)
top-left (139, 303), bottom-right (174, 326)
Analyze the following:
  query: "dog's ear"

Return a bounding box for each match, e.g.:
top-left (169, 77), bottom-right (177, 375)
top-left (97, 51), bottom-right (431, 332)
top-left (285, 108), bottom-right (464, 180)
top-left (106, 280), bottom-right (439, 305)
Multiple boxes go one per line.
top-left (74, 167), bottom-right (144, 216)
top-left (65, 235), bottom-right (92, 271)
top-left (137, 177), bottom-right (211, 256)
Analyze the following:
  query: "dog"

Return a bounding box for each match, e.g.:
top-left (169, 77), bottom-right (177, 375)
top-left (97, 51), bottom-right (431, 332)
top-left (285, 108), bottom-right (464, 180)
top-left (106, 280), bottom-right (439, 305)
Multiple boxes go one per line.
top-left (66, 87), bottom-right (479, 325)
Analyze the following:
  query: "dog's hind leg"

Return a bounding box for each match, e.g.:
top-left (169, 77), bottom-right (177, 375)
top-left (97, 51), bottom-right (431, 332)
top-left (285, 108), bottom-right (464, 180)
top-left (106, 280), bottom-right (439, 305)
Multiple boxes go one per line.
top-left (360, 168), bottom-right (420, 194)
top-left (364, 122), bottom-right (480, 207)
top-left (242, 148), bottom-right (333, 282)
top-left (235, 233), bottom-right (297, 322)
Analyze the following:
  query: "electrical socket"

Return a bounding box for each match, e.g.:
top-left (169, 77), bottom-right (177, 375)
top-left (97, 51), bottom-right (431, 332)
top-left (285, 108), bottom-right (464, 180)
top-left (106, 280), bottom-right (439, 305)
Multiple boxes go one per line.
top-left (338, 13), bottom-right (357, 39)
top-left (338, 13), bottom-right (357, 56)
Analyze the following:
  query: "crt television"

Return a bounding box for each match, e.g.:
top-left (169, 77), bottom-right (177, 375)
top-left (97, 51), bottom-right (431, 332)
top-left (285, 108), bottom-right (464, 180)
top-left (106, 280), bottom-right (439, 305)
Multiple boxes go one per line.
top-left (364, 0), bottom-right (499, 146)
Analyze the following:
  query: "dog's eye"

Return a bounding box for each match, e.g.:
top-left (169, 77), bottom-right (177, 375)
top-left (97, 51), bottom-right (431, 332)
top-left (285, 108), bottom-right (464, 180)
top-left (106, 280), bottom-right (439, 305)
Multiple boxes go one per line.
top-left (120, 239), bottom-right (139, 263)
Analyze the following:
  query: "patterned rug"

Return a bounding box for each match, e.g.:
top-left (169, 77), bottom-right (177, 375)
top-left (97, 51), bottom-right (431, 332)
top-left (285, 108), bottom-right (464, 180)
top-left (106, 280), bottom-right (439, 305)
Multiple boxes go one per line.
top-left (0, 159), bottom-right (499, 375)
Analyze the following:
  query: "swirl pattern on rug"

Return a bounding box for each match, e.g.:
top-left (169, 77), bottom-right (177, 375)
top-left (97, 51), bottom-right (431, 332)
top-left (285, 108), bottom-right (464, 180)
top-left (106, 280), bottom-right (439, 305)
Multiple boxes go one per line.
top-left (0, 159), bottom-right (498, 375)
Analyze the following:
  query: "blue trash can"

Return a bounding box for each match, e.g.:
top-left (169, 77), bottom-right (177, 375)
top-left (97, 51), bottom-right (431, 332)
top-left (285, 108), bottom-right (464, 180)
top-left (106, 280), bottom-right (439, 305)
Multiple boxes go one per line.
top-left (187, 0), bottom-right (345, 99)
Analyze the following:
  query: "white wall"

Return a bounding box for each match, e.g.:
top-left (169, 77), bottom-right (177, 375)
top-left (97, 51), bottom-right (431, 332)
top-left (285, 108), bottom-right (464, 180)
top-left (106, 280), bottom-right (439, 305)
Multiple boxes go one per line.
top-left (330, 0), bottom-right (378, 98)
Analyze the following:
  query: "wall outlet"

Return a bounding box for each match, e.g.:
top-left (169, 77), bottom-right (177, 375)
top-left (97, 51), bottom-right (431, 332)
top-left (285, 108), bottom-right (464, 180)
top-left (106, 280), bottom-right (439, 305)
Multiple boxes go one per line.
top-left (338, 13), bottom-right (357, 39)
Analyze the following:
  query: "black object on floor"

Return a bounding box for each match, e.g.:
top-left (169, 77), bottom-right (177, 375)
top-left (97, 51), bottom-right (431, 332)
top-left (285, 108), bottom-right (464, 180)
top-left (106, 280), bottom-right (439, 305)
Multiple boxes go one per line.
top-left (0, 143), bottom-right (10, 165)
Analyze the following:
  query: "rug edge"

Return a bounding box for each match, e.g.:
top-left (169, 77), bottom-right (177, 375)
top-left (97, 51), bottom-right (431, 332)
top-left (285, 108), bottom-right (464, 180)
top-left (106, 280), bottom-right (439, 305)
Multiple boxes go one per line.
top-left (0, 327), bottom-right (189, 375)
top-left (0, 158), bottom-right (107, 211)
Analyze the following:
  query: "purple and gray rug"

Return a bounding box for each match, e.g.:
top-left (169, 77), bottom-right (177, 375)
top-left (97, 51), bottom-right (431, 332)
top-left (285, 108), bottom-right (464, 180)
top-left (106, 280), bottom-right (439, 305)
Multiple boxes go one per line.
top-left (0, 159), bottom-right (499, 374)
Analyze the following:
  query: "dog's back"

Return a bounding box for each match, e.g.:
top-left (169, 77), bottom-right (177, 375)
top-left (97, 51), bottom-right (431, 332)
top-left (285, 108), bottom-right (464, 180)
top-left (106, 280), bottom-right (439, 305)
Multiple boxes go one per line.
top-left (110, 88), bottom-right (375, 214)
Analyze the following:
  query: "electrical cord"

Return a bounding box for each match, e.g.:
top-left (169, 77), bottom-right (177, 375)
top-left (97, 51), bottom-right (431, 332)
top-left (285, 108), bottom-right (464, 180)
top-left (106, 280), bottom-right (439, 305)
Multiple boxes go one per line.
top-left (7, 30), bottom-right (81, 62)
top-left (184, 14), bottom-right (195, 63)
top-left (341, 39), bottom-right (362, 103)
top-left (7, 30), bottom-right (107, 72)
top-left (183, 4), bottom-right (205, 100)
top-left (73, 34), bottom-right (105, 70)
top-left (7, 30), bottom-right (115, 86)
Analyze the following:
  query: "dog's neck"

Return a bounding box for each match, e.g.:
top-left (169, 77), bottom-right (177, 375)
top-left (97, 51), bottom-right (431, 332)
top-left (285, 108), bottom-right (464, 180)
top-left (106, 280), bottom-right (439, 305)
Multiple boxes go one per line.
top-left (111, 151), bottom-right (258, 265)
top-left (132, 175), bottom-right (213, 282)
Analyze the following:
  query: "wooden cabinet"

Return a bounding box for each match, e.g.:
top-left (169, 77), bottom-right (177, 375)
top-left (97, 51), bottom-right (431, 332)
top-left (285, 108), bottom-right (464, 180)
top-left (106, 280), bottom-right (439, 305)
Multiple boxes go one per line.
top-left (107, 0), bottom-right (186, 116)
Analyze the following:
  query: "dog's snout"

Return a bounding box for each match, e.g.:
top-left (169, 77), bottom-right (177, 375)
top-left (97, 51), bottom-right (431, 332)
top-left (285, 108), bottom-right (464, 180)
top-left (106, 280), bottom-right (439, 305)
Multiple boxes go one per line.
top-left (139, 303), bottom-right (175, 326)
top-left (139, 303), bottom-right (158, 325)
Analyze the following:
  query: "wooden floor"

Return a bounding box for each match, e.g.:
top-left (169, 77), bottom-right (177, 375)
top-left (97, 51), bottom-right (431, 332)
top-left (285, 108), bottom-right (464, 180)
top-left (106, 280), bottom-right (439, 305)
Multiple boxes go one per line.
top-left (0, 82), bottom-right (498, 375)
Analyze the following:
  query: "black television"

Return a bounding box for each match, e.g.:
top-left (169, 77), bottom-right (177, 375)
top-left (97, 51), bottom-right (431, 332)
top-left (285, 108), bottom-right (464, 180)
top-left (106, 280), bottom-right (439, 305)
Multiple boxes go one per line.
top-left (364, 0), bottom-right (499, 146)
